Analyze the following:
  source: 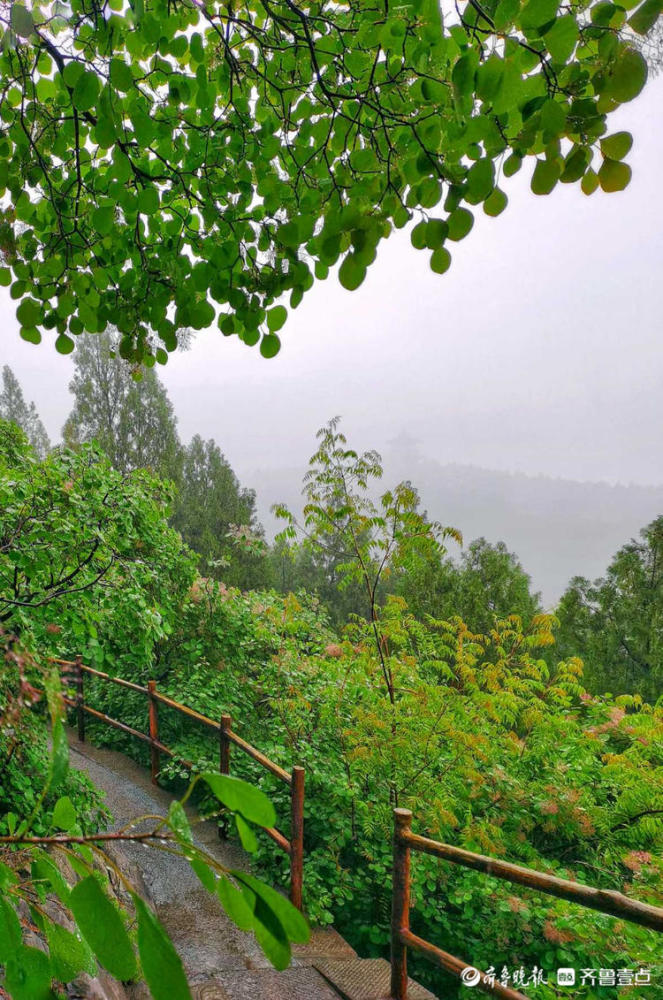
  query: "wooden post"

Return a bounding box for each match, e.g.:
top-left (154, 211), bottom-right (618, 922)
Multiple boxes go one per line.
top-left (75, 656), bottom-right (85, 743)
top-left (290, 766), bottom-right (305, 911)
top-left (391, 808), bottom-right (412, 1000)
top-left (218, 714), bottom-right (232, 839)
top-left (147, 681), bottom-right (160, 784)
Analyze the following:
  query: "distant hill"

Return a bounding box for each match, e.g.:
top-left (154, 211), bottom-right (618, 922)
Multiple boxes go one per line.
top-left (243, 453), bottom-right (663, 607)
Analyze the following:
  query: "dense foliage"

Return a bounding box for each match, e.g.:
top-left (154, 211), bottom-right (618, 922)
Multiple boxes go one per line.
top-left (0, 0), bottom-right (657, 363)
top-left (556, 516), bottom-right (663, 704)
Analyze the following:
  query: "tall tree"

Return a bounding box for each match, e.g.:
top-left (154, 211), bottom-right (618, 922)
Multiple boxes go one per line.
top-left (556, 516), bottom-right (663, 703)
top-left (172, 435), bottom-right (267, 589)
top-left (396, 537), bottom-right (541, 630)
top-left (63, 331), bottom-right (181, 481)
top-left (275, 418), bottom-right (460, 701)
top-left (0, 0), bottom-right (656, 365)
top-left (0, 365), bottom-right (50, 458)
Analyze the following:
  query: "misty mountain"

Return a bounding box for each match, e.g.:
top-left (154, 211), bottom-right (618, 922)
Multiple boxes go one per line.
top-left (245, 445), bottom-right (663, 607)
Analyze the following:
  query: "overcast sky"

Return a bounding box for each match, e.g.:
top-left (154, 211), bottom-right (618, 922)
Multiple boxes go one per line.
top-left (2, 77), bottom-right (662, 489)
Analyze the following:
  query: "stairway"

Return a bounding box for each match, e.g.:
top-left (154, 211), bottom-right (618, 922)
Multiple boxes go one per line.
top-left (69, 739), bottom-right (435, 1000)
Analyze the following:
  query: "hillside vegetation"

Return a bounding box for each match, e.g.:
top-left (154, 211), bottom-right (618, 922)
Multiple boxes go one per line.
top-left (1, 413), bottom-right (661, 1000)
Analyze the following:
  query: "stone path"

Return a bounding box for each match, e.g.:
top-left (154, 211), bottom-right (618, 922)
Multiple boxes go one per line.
top-left (69, 737), bottom-right (436, 1000)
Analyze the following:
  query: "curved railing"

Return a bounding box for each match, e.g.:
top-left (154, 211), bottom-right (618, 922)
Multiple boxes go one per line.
top-left (54, 657), bottom-right (305, 910)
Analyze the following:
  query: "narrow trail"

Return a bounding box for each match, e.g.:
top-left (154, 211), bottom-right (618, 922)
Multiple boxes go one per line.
top-left (69, 737), bottom-right (436, 1000)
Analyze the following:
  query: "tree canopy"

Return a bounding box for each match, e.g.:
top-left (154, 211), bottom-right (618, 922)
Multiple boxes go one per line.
top-left (0, 0), bottom-right (657, 365)
top-left (556, 515), bottom-right (663, 704)
top-left (0, 365), bottom-right (50, 457)
top-left (63, 329), bottom-right (182, 480)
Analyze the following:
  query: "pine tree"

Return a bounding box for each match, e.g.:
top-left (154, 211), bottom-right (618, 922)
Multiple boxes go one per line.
top-left (0, 366), bottom-right (51, 459)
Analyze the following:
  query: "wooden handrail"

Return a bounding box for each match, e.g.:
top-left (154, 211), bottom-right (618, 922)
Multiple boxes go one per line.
top-left (55, 657), bottom-right (305, 910)
top-left (401, 827), bottom-right (663, 932)
top-left (390, 808), bottom-right (663, 1000)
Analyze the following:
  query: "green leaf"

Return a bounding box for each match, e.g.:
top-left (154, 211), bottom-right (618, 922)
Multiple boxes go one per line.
top-left (260, 335), bottom-right (281, 359)
top-left (410, 221), bottom-right (428, 250)
top-left (561, 145), bottom-right (590, 183)
top-left (4, 946), bottom-right (52, 1000)
top-left (484, 188), bottom-right (508, 217)
top-left (628, 0), bottom-right (662, 34)
top-left (520, 0), bottom-right (560, 29)
top-left (465, 158), bottom-right (494, 203)
top-left (543, 15), bottom-right (578, 62)
top-left (16, 299), bottom-right (42, 328)
top-left (217, 876), bottom-right (255, 931)
top-left (110, 58), bottom-right (134, 91)
top-left (604, 46), bottom-right (648, 103)
top-left (266, 306), bottom-right (287, 332)
top-left (10, 4), bottom-right (34, 37)
top-left (55, 334), bottom-right (75, 355)
top-left (133, 894), bottom-right (192, 1000)
top-left (598, 158), bottom-right (632, 192)
top-left (430, 247), bottom-right (451, 274)
top-left (190, 857), bottom-right (216, 892)
top-left (476, 55), bottom-right (504, 102)
top-left (200, 773), bottom-right (276, 827)
top-left (0, 268), bottom-right (11, 287)
top-left (494, 0), bottom-right (520, 28)
top-left (235, 813), bottom-right (259, 852)
top-left (600, 131), bottom-right (633, 160)
top-left (69, 875), bottom-right (137, 980)
top-left (447, 208), bottom-right (474, 241)
top-left (62, 62), bottom-right (84, 88)
top-left (0, 897), bottom-right (22, 962)
top-left (31, 854), bottom-right (71, 906)
top-left (20, 328), bottom-right (42, 345)
top-left (51, 795), bottom-right (77, 831)
top-left (49, 719), bottom-right (69, 791)
top-left (338, 254), bottom-right (367, 291)
top-left (72, 71), bottom-right (100, 113)
top-left (92, 206), bottom-right (115, 235)
top-left (250, 895), bottom-right (291, 970)
top-left (138, 188), bottom-right (159, 215)
top-left (234, 872), bottom-right (310, 945)
top-left (425, 219), bottom-right (448, 250)
top-left (581, 168), bottom-right (599, 195)
top-left (168, 801), bottom-right (193, 843)
top-left (531, 158), bottom-right (561, 195)
top-left (452, 53), bottom-right (476, 96)
top-left (45, 920), bottom-right (95, 981)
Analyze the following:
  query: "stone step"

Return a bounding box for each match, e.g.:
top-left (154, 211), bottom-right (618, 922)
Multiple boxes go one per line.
top-left (188, 967), bottom-right (343, 1000)
top-left (314, 957), bottom-right (437, 1000)
top-left (293, 927), bottom-right (358, 966)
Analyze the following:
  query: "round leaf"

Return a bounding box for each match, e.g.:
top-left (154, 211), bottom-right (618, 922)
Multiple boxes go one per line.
top-left (10, 4), bottom-right (34, 37)
top-left (338, 254), bottom-right (367, 291)
top-left (598, 158), bottom-right (632, 192)
top-left (260, 334), bottom-right (281, 358)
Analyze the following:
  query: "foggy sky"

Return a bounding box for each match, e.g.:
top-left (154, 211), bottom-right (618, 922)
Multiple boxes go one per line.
top-left (2, 77), bottom-right (662, 491)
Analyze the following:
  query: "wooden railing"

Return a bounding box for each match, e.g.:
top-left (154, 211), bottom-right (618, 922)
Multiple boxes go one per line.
top-left (55, 657), bottom-right (305, 910)
top-left (391, 808), bottom-right (663, 1000)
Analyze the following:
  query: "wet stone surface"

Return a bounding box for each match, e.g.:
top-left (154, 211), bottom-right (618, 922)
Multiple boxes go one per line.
top-left (68, 739), bottom-right (341, 999)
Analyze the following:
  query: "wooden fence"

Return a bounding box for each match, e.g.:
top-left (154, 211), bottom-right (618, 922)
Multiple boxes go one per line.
top-left (55, 657), bottom-right (305, 911)
top-left (390, 808), bottom-right (663, 1000)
